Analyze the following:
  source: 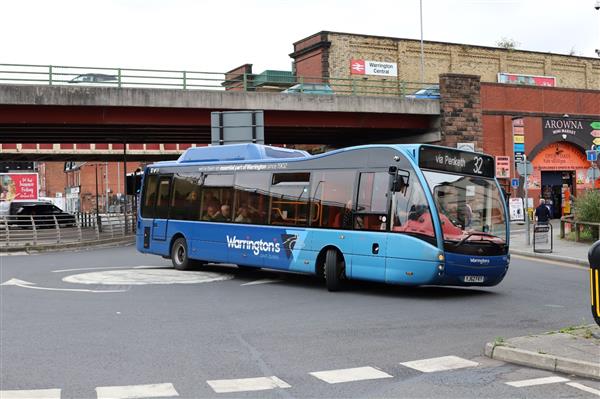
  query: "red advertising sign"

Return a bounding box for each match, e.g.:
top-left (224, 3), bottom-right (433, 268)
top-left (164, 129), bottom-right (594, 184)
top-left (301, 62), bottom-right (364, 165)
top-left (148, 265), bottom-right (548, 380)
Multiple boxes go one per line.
top-left (0, 173), bottom-right (39, 201)
top-left (498, 73), bottom-right (556, 87)
top-left (495, 156), bottom-right (510, 178)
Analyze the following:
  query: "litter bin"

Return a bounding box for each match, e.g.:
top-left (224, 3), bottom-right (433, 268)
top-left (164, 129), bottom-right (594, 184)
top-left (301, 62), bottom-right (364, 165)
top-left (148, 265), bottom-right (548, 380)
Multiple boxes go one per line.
top-left (588, 240), bottom-right (600, 327)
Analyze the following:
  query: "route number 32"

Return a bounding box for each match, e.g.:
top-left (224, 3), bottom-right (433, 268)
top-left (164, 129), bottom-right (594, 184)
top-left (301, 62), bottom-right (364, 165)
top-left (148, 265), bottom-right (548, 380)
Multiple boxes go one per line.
top-left (473, 156), bottom-right (484, 175)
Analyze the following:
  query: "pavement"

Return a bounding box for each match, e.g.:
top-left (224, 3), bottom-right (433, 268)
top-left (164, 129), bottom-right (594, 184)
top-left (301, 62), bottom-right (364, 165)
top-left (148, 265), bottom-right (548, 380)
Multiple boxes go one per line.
top-left (509, 219), bottom-right (590, 265)
top-left (488, 219), bottom-right (600, 381)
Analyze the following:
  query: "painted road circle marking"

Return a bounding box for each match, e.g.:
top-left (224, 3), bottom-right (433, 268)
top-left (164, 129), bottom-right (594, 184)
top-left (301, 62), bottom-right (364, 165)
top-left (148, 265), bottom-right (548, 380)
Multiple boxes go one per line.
top-left (63, 269), bottom-right (233, 285)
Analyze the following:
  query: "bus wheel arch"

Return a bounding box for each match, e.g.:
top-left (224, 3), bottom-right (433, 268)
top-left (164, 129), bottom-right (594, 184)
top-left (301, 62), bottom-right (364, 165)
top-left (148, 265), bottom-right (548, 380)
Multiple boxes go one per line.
top-left (170, 234), bottom-right (191, 270)
top-left (316, 246), bottom-right (346, 291)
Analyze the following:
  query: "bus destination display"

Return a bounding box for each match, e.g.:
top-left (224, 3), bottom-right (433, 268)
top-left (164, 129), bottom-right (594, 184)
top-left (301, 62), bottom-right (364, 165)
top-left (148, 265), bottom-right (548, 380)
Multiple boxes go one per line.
top-left (419, 146), bottom-right (494, 178)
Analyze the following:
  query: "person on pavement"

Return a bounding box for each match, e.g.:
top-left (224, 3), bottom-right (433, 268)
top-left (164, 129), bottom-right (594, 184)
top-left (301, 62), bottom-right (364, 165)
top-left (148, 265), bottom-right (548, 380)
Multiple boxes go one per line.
top-left (534, 198), bottom-right (551, 225)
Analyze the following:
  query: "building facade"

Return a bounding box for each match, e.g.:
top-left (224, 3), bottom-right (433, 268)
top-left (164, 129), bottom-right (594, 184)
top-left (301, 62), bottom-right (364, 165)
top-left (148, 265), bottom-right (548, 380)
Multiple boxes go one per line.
top-left (290, 31), bottom-right (600, 90)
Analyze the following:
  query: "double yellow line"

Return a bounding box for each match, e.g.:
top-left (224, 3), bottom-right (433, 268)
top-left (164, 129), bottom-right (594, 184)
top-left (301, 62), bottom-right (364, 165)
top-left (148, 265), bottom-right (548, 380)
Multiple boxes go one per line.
top-left (592, 268), bottom-right (600, 318)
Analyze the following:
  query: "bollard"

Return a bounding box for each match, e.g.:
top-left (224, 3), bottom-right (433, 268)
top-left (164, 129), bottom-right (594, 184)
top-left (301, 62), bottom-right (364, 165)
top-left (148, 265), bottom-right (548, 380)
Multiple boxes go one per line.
top-left (588, 240), bottom-right (600, 326)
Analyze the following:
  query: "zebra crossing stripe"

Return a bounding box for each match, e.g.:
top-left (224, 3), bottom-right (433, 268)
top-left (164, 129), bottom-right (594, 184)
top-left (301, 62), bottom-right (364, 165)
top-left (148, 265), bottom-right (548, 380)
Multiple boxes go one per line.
top-left (400, 355), bottom-right (478, 373)
top-left (565, 382), bottom-right (600, 396)
top-left (505, 376), bottom-right (570, 387)
top-left (95, 383), bottom-right (179, 399)
top-left (0, 389), bottom-right (61, 399)
top-left (206, 376), bottom-right (291, 393)
top-left (309, 366), bottom-right (393, 384)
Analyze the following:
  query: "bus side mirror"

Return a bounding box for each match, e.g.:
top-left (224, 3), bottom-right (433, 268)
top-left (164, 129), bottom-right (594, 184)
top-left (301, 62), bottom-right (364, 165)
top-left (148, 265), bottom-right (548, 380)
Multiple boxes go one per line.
top-left (391, 170), bottom-right (410, 193)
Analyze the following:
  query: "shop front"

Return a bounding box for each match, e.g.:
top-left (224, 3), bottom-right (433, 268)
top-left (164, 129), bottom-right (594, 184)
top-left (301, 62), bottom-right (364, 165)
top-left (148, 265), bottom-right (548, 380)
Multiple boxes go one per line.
top-left (526, 117), bottom-right (600, 219)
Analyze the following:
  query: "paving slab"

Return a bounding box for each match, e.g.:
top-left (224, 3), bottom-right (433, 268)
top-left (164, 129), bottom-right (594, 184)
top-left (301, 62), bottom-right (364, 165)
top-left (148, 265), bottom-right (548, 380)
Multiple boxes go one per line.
top-left (485, 325), bottom-right (600, 380)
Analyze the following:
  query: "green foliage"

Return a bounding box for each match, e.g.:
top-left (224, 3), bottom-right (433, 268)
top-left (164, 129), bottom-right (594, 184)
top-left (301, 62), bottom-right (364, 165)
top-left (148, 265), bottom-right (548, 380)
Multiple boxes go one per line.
top-left (574, 190), bottom-right (600, 222)
top-left (496, 37), bottom-right (520, 50)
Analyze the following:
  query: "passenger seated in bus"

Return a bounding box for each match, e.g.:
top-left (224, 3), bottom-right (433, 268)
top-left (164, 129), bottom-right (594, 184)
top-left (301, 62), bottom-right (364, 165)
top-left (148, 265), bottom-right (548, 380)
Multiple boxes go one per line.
top-left (271, 209), bottom-right (284, 224)
top-left (235, 205), bottom-right (253, 223)
top-left (220, 204), bottom-right (232, 221)
top-left (202, 202), bottom-right (225, 222)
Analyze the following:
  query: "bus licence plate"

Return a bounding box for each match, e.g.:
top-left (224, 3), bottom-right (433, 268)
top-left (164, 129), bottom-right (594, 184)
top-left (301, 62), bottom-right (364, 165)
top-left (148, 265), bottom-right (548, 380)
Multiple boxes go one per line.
top-left (464, 275), bottom-right (484, 283)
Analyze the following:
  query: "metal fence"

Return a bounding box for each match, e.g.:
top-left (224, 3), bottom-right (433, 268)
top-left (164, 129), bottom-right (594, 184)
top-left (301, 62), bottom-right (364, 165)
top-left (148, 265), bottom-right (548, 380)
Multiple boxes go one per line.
top-left (0, 213), bottom-right (136, 248)
top-left (0, 63), bottom-right (434, 98)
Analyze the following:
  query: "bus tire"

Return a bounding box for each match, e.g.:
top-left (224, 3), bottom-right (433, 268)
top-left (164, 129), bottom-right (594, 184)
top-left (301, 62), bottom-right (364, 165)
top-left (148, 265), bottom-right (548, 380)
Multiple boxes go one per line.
top-left (325, 248), bottom-right (345, 292)
top-left (171, 237), bottom-right (192, 271)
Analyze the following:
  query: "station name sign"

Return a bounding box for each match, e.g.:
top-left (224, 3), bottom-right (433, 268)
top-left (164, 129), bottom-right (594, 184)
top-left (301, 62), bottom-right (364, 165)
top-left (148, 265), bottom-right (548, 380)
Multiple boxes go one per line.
top-left (419, 147), bottom-right (494, 178)
top-left (350, 59), bottom-right (398, 77)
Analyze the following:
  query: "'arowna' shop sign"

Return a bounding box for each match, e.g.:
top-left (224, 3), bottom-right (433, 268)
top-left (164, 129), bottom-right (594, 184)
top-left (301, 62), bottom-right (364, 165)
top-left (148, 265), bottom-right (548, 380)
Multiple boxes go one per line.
top-left (542, 117), bottom-right (599, 148)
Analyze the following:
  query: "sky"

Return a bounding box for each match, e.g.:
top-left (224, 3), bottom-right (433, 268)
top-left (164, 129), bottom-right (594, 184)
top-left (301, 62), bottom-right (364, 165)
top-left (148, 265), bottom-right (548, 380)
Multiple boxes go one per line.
top-left (2, 0), bottom-right (599, 74)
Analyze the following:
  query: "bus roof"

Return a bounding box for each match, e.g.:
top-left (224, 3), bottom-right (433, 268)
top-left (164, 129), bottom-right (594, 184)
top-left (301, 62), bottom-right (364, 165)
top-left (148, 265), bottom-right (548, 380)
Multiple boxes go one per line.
top-left (148, 143), bottom-right (426, 169)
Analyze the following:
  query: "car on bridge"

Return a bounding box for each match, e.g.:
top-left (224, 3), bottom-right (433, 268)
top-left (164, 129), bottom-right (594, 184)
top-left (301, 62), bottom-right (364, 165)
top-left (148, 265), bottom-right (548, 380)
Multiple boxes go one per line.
top-left (407, 84), bottom-right (440, 99)
top-left (69, 73), bottom-right (118, 84)
top-left (282, 83), bottom-right (334, 95)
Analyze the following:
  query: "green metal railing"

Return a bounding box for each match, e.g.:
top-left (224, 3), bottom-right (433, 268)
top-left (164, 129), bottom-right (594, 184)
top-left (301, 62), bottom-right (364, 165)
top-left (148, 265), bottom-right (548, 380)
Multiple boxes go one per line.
top-left (0, 63), bottom-right (436, 98)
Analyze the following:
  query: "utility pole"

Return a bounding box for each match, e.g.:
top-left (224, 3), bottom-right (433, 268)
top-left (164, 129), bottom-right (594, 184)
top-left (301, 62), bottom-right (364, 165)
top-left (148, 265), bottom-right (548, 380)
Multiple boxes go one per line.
top-left (419, 0), bottom-right (425, 83)
top-left (95, 164), bottom-right (102, 233)
top-left (522, 155), bottom-right (530, 246)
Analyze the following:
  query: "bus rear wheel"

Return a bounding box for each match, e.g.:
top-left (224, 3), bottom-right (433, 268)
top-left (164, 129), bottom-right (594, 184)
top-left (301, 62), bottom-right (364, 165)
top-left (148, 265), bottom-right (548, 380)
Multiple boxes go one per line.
top-left (171, 237), bottom-right (193, 271)
top-left (325, 248), bottom-right (346, 292)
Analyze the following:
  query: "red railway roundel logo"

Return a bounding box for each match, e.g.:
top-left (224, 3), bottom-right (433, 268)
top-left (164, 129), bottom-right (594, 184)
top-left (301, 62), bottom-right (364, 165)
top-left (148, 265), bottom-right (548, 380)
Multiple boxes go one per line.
top-left (350, 59), bottom-right (366, 75)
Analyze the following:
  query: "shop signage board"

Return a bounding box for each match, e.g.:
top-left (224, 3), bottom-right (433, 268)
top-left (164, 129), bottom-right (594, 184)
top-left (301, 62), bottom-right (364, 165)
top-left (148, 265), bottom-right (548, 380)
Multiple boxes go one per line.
top-left (587, 150), bottom-right (598, 162)
top-left (543, 118), bottom-right (600, 149)
top-left (511, 178), bottom-right (519, 188)
top-left (516, 160), bottom-right (533, 176)
top-left (509, 197), bottom-right (525, 221)
top-left (495, 156), bottom-right (510, 178)
top-left (0, 173), bottom-right (39, 201)
top-left (513, 135), bottom-right (525, 144)
top-left (498, 73), bottom-right (556, 87)
top-left (350, 59), bottom-right (398, 77)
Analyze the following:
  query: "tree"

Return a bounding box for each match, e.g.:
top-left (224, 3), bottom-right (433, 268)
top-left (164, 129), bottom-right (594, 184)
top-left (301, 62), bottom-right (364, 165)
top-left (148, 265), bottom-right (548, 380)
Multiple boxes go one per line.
top-left (496, 37), bottom-right (520, 50)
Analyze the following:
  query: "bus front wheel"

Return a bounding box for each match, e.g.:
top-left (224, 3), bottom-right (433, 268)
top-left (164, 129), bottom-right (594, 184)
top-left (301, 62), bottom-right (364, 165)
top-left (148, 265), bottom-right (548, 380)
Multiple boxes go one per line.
top-left (325, 248), bottom-right (345, 292)
top-left (171, 237), bottom-right (192, 271)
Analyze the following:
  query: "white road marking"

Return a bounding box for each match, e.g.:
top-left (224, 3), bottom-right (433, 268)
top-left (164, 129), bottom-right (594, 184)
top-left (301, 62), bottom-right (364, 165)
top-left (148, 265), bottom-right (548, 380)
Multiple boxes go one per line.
top-left (511, 254), bottom-right (587, 270)
top-left (566, 382), bottom-right (600, 396)
top-left (62, 269), bottom-right (233, 285)
top-left (53, 265), bottom-right (163, 273)
top-left (400, 355), bottom-right (478, 373)
top-left (206, 376), bottom-right (291, 393)
top-left (0, 389), bottom-right (61, 399)
top-left (0, 278), bottom-right (127, 293)
top-left (240, 279), bottom-right (281, 286)
top-left (505, 376), bottom-right (570, 387)
top-left (309, 366), bottom-right (393, 384)
top-left (96, 383), bottom-right (178, 399)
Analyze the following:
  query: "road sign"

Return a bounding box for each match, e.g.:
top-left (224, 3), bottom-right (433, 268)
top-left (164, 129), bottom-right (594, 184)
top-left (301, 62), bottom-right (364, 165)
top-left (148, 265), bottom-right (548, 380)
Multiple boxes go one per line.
top-left (514, 154), bottom-right (525, 162)
top-left (511, 178), bottom-right (519, 188)
top-left (516, 161), bottom-right (533, 176)
top-left (587, 167), bottom-right (599, 181)
top-left (587, 150), bottom-right (598, 162)
top-left (591, 121), bottom-right (600, 130)
top-left (591, 130), bottom-right (600, 138)
top-left (513, 143), bottom-right (525, 153)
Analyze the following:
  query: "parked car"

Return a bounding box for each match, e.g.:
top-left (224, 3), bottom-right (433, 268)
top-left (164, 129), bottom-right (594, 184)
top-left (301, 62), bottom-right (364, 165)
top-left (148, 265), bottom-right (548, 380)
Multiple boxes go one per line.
top-left (69, 73), bottom-right (118, 84)
top-left (282, 83), bottom-right (334, 95)
top-left (8, 203), bottom-right (77, 228)
top-left (406, 84), bottom-right (440, 99)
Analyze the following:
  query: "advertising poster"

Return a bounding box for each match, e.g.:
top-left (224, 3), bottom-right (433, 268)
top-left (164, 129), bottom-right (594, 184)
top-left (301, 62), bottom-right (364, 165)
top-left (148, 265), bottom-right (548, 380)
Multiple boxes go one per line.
top-left (509, 197), bottom-right (525, 221)
top-left (495, 156), bottom-right (510, 178)
top-left (0, 173), bottom-right (39, 202)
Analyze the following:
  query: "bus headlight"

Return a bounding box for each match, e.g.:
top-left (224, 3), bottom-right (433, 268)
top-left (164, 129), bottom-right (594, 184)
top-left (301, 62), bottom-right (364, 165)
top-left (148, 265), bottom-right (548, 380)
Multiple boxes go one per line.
top-left (437, 264), bottom-right (444, 271)
top-left (438, 254), bottom-right (445, 261)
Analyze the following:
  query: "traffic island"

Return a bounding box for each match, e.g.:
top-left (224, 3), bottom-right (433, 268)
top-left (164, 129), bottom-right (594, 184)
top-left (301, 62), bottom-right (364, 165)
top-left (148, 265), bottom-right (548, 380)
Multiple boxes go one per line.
top-left (484, 325), bottom-right (600, 380)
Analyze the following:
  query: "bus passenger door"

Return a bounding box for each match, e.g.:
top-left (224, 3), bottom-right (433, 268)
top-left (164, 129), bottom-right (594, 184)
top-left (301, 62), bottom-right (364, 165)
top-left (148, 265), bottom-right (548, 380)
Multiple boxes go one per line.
top-left (349, 172), bottom-right (389, 282)
top-left (152, 176), bottom-right (172, 241)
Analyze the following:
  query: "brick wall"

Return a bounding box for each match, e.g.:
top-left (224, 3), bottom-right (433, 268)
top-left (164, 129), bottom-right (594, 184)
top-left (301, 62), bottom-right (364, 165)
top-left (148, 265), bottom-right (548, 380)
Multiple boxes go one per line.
top-left (439, 74), bottom-right (482, 150)
top-left (290, 31), bottom-right (600, 89)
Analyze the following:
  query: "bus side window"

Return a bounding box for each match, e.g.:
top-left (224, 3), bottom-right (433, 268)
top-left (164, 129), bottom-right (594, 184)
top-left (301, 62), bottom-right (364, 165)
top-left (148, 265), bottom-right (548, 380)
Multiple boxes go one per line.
top-left (356, 172), bottom-right (389, 231)
top-left (155, 177), bottom-right (172, 219)
top-left (269, 172), bottom-right (310, 226)
top-left (311, 170), bottom-right (355, 228)
top-left (233, 172), bottom-right (270, 224)
top-left (141, 174), bottom-right (159, 218)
